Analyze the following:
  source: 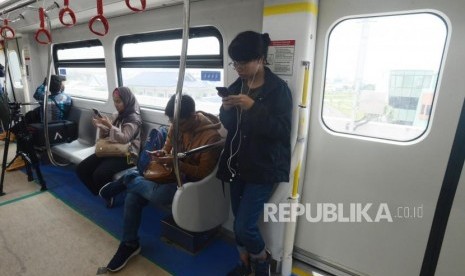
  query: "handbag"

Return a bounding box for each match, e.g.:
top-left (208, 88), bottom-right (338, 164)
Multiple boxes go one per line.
top-left (137, 126), bottom-right (168, 173)
top-left (95, 138), bottom-right (130, 157)
top-left (143, 160), bottom-right (176, 183)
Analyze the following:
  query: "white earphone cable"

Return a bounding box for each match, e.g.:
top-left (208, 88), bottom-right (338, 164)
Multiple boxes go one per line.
top-left (226, 68), bottom-right (258, 179)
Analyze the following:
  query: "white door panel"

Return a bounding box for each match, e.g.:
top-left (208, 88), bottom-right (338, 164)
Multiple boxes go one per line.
top-left (295, 0), bottom-right (465, 275)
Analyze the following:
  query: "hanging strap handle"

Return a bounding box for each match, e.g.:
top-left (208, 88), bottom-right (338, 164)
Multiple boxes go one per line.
top-left (0, 19), bottom-right (15, 39)
top-left (125, 0), bottom-right (146, 12)
top-left (34, 8), bottom-right (52, 44)
top-left (59, 0), bottom-right (76, 27)
top-left (88, 0), bottom-right (109, 36)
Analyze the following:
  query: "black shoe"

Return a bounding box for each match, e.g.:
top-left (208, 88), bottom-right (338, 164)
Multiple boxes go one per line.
top-left (106, 242), bottom-right (141, 272)
top-left (251, 251), bottom-right (271, 276)
top-left (227, 262), bottom-right (251, 276)
top-left (99, 180), bottom-right (125, 208)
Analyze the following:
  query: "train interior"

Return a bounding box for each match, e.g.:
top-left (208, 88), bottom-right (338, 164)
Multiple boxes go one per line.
top-left (2, 0), bottom-right (465, 275)
top-left (0, 0), bottom-right (323, 275)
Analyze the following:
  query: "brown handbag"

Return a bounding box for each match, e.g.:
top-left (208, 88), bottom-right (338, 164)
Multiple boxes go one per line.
top-left (95, 138), bottom-right (130, 157)
top-left (143, 161), bottom-right (176, 183)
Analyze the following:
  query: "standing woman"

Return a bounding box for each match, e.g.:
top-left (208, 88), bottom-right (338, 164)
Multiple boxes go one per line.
top-left (217, 31), bottom-right (292, 276)
top-left (77, 87), bottom-right (142, 196)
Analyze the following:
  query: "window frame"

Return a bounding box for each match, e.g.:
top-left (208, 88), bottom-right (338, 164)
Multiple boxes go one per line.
top-left (53, 39), bottom-right (105, 69)
top-left (115, 26), bottom-right (224, 89)
top-left (52, 39), bottom-right (108, 101)
top-left (320, 11), bottom-right (448, 143)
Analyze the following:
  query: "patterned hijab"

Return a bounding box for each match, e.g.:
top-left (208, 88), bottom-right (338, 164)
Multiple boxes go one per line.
top-left (112, 86), bottom-right (142, 126)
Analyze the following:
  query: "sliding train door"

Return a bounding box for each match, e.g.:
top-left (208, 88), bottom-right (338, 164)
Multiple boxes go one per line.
top-left (294, 0), bottom-right (465, 275)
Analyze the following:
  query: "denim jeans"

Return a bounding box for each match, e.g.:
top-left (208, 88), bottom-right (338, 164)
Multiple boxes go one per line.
top-left (122, 176), bottom-right (177, 243)
top-left (230, 179), bottom-right (274, 256)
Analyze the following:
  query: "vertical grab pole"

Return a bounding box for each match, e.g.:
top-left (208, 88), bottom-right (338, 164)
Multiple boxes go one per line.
top-left (172, 0), bottom-right (190, 188)
top-left (282, 61), bottom-right (311, 276)
top-left (42, 6), bottom-right (69, 167)
top-left (0, 41), bottom-right (11, 195)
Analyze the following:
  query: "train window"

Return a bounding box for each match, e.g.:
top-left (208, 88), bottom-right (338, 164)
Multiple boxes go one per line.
top-left (53, 40), bottom-right (108, 100)
top-left (122, 37), bottom-right (220, 57)
top-left (0, 50), bottom-right (23, 89)
top-left (322, 13), bottom-right (447, 141)
top-left (8, 51), bottom-right (23, 89)
top-left (116, 27), bottom-right (224, 114)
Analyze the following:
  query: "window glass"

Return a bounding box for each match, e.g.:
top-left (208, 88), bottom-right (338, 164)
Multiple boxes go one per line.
top-left (54, 41), bottom-right (108, 100)
top-left (121, 68), bottom-right (223, 114)
top-left (8, 51), bottom-right (23, 89)
top-left (322, 13), bottom-right (447, 141)
top-left (56, 46), bottom-right (105, 60)
top-left (122, 37), bottom-right (220, 57)
top-left (117, 27), bottom-right (223, 114)
top-left (58, 67), bottom-right (108, 100)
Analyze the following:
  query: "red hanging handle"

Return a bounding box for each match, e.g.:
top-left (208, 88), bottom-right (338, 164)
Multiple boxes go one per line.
top-left (34, 8), bottom-right (52, 44)
top-left (88, 0), bottom-right (109, 36)
top-left (125, 0), bottom-right (146, 12)
top-left (59, 0), bottom-right (77, 27)
top-left (0, 19), bottom-right (15, 40)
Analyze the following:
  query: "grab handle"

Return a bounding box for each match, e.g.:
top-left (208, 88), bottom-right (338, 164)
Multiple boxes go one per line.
top-left (125, 0), bottom-right (146, 12)
top-left (0, 19), bottom-right (15, 39)
top-left (59, 0), bottom-right (77, 27)
top-left (88, 0), bottom-right (109, 36)
top-left (34, 8), bottom-right (52, 44)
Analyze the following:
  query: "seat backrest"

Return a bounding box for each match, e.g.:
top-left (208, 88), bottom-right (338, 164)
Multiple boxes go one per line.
top-left (171, 165), bottom-right (230, 232)
top-left (74, 108), bottom-right (97, 146)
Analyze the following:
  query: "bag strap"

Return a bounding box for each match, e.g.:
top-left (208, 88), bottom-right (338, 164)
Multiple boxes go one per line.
top-left (50, 96), bottom-right (66, 115)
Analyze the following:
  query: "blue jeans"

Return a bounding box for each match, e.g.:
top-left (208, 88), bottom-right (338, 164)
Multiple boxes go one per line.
top-left (230, 179), bottom-right (274, 256)
top-left (122, 176), bottom-right (177, 243)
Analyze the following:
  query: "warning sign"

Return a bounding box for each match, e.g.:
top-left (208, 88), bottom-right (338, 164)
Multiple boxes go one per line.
top-left (267, 40), bottom-right (295, 76)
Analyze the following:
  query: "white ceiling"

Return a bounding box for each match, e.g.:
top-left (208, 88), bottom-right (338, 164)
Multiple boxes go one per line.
top-left (0, 0), bottom-right (186, 33)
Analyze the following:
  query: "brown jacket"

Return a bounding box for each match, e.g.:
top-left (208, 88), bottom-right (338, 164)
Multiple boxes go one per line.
top-left (163, 111), bottom-right (222, 181)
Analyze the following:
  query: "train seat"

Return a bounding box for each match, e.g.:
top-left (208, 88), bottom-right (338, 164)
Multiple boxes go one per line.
top-left (51, 107), bottom-right (97, 164)
top-left (171, 165), bottom-right (230, 232)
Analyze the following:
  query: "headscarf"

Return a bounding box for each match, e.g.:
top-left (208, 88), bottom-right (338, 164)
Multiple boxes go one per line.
top-left (112, 86), bottom-right (142, 126)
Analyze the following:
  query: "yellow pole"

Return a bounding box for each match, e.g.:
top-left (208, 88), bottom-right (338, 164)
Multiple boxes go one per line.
top-left (291, 62), bottom-right (310, 198)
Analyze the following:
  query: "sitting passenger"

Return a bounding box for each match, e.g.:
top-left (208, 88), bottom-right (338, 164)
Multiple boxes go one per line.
top-left (25, 75), bottom-right (72, 123)
top-left (102, 94), bottom-right (222, 272)
top-left (76, 87), bottom-right (142, 195)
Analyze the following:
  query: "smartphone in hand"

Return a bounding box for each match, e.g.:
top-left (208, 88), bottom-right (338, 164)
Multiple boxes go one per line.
top-left (146, 150), bottom-right (165, 157)
top-left (92, 108), bottom-right (103, 118)
top-left (216, 87), bottom-right (230, 97)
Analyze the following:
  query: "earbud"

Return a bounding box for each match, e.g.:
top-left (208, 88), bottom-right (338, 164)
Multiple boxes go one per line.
top-left (256, 58), bottom-right (264, 72)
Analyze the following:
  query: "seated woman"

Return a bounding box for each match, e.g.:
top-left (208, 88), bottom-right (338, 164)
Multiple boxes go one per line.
top-left (100, 94), bottom-right (222, 272)
top-left (76, 86), bottom-right (142, 195)
top-left (24, 75), bottom-right (72, 124)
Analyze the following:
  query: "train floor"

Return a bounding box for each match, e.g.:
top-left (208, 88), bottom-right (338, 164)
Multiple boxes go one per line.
top-left (0, 140), bottom-right (328, 276)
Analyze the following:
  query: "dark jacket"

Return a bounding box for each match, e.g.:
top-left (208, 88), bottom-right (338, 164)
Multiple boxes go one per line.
top-left (216, 67), bottom-right (292, 184)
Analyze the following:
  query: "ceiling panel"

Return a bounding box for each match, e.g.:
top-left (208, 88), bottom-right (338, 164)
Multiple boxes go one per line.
top-left (0, 0), bottom-right (186, 33)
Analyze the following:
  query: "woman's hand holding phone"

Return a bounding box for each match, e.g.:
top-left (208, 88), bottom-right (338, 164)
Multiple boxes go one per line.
top-left (147, 150), bottom-right (173, 164)
top-left (92, 108), bottom-right (103, 118)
